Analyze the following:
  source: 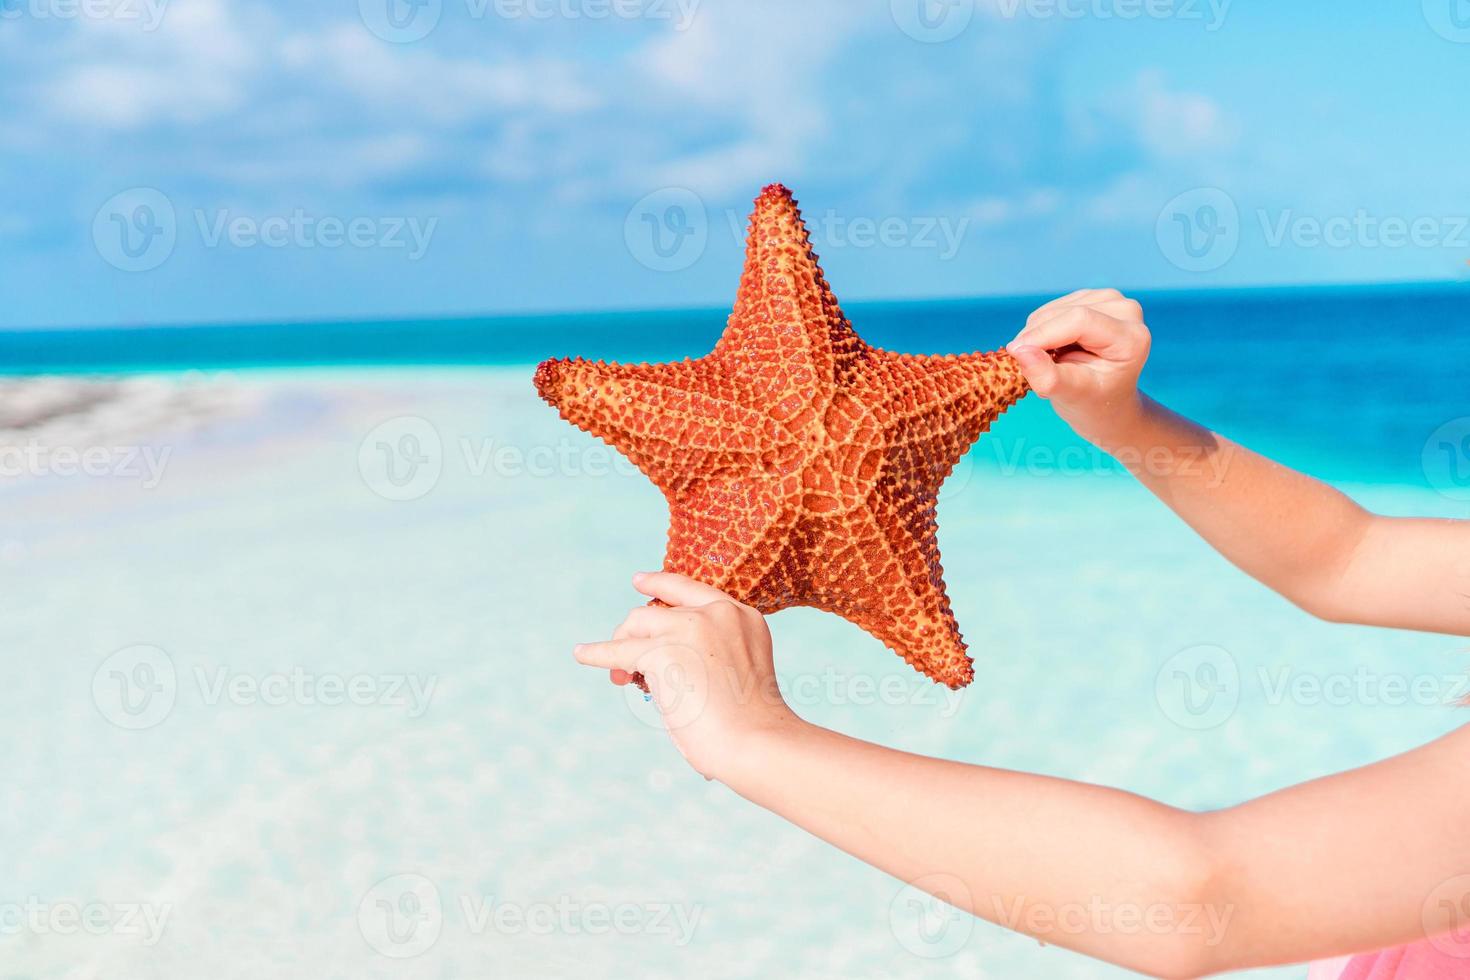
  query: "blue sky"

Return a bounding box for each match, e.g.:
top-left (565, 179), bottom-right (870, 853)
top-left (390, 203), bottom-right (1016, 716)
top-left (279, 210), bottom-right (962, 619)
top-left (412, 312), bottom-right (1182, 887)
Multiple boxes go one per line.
top-left (2, 0), bottom-right (1468, 327)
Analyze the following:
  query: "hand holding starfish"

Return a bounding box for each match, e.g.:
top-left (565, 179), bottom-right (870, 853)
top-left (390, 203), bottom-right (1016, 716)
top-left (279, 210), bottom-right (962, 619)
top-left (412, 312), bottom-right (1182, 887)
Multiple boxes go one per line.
top-left (574, 571), bottom-right (799, 781)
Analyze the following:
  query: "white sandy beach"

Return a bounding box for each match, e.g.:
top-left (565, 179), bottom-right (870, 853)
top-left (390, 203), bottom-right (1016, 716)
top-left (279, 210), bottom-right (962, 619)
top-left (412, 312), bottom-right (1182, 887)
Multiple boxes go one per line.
top-left (2, 368), bottom-right (1465, 979)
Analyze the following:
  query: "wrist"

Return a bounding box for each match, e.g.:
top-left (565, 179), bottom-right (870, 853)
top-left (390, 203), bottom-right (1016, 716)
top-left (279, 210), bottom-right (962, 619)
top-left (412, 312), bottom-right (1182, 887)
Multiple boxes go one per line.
top-left (1080, 390), bottom-right (1152, 455)
top-left (711, 714), bottom-right (817, 793)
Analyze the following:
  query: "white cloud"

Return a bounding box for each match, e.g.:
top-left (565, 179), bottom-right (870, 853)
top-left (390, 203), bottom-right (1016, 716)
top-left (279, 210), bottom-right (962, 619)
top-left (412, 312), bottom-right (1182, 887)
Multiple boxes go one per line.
top-left (208, 132), bottom-right (434, 189)
top-left (630, 0), bottom-right (869, 197)
top-left (1131, 69), bottom-right (1236, 159)
top-left (21, 2), bottom-right (603, 193)
top-left (1070, 69), bottom-right (1236, 162)
top-left (965, 188), bottom-right (1062, 227)
top-left (278, 26), bottom-right (600, 122)
top-left (1082, 171), bottom-right (1158, 225)
top-left (44, 0), bottom-right (261, 128)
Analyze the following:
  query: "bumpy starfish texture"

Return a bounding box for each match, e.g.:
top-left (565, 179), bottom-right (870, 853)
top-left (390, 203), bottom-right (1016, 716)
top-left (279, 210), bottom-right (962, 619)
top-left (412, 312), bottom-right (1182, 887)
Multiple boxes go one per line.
top-left (535, 184), bottom-right (1028, 688)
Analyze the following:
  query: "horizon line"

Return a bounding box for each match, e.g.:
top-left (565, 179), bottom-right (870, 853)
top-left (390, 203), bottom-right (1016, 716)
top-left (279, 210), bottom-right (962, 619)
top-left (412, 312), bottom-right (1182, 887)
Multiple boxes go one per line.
top-left (3, 275), bottom-right (1465, 334)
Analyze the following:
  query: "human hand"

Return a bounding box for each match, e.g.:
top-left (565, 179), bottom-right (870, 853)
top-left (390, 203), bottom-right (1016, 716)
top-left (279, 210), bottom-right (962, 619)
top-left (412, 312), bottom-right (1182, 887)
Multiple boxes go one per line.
top-left (1007, 288), bottom-right (1152, 450)
top-left (573, 572), bottom-right (802, 781)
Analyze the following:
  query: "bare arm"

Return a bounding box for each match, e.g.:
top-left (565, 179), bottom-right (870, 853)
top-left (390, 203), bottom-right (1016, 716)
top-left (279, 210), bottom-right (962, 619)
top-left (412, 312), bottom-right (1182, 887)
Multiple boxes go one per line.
top-left (576, 573), bottom-right (1470, 978)
top-left (1008, 289), bottom-right (1470, 636)
top-left (728, 715), bottom-right (1470, 979)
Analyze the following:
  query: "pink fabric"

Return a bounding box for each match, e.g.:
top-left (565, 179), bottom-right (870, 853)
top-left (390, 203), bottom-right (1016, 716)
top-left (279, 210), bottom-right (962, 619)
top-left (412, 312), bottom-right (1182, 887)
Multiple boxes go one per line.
top-left (1309, 954), bottom-right (1353, 980)
top-left (1311, 933), bottom-right (1470, 980)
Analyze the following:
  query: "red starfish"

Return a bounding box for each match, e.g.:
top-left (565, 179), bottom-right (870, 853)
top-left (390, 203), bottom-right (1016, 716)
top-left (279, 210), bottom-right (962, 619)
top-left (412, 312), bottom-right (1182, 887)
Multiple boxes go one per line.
top-left (535, 184), bottom-right (1028, 688)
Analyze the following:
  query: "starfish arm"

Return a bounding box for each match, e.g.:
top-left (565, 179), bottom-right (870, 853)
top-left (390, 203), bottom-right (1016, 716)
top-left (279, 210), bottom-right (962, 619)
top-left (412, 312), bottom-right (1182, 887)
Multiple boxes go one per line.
top-left (534, 356), bottom-right (790, 487)
top-left (863, 349), bottom-right (1030, 497)
top-left (716, 185), bottom-right (868, 408)
top-left (798, 493), bottom-right (973, 689)
top-left (662, 480), bottom-right (799, 605)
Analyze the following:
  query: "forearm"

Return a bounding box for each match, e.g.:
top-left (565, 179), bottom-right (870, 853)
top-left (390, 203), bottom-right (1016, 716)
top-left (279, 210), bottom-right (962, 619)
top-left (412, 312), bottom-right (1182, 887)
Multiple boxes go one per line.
top-left (720, 719), bottom-right (1470, 976)
top-left (1201, 722), bottom-right (1470, 966)
top-left (1330, 515), bottom-right (1470, 634)
top-left (721, 719), bottom-right (1223, 978)
top-left (1100, 395), bottom-right (1470, 633)
top-left (1101, 394), bottom-right (1373, 621)
top-left (1009, 290), bottom-right (1468, 631)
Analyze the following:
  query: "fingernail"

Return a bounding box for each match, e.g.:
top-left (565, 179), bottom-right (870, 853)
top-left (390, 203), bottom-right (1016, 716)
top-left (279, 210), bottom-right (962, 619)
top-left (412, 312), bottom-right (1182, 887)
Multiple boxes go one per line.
top-left (610, 669), bottom-right (630, 686)
top-left (572, 643), bottom-right (584, 655)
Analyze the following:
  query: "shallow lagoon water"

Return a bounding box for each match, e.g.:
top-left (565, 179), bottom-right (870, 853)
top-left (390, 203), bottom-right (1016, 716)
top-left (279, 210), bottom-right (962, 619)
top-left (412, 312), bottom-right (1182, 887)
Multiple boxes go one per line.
top-left (2, 351), bottom-right (1467, 978)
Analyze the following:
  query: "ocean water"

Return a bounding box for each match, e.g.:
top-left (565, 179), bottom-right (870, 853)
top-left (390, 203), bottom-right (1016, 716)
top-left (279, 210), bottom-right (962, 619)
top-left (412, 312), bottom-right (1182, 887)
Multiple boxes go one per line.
top-left (2, 285), bottom-right (1468, 979)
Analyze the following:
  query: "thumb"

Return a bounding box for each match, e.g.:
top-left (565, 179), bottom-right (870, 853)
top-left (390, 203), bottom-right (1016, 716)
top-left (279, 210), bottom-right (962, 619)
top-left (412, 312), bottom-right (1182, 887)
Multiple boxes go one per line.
top-left (1009, 344), bottom-right (1061, 397)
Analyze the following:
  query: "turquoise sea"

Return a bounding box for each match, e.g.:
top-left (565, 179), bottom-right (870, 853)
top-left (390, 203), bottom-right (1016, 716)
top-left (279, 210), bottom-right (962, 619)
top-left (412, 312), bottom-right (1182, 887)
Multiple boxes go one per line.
top-left (2, 284), bottom-right (1468, 978)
